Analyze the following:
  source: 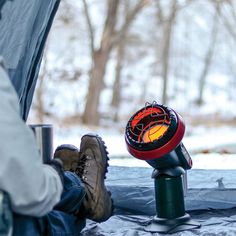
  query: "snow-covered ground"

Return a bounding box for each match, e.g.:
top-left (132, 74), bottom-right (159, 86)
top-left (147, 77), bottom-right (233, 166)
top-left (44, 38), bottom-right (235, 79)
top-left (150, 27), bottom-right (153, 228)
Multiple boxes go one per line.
top-left (53, 124), bottom-right (236, 170)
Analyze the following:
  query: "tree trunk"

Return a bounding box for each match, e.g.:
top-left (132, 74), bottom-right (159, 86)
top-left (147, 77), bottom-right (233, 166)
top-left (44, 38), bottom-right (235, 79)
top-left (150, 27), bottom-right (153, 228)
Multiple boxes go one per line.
top-left (82, 0), bottom-right (148, 125)
top-left (35, 75), bottom-right (45, 123)
top-left (35, 49), bottom-right (49, 123)
top-left (82, 0), bottom-right (120, 125)
top-left (111, 39), bottom-right (125, 122)
top-left (196, 6), bottom-right (219, 105)
top-left (83, 49), bottom-right (111, 125)
top-left (161, 1), bottom-right (177, 105)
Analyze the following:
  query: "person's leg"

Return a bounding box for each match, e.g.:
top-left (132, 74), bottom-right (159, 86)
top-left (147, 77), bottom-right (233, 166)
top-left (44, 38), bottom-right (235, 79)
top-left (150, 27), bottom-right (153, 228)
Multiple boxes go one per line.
top-left (13, 214), bottom-right (44, 236)
top-left (13, 133), bottom-right (113, 235)
top-left (46, 171), bottom-right (86, 235)
top-left (54, 133), bottom-right (113, 222)
top-left (54, 171), bottom-right (86, 214)
top-left (13, 171), bottom-right (86, 235)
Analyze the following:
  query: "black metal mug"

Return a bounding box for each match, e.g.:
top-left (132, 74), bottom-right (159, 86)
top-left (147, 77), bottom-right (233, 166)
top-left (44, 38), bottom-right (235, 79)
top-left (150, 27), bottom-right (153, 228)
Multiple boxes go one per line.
top-left (29, 124), bottom-right (53, 164)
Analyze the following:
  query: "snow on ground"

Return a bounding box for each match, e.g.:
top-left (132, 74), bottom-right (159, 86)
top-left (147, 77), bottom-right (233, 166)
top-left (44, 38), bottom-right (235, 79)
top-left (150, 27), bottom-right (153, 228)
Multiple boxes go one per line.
top-left (191, 153), bottom-right (236, 169)
top-left (53, 124), bottom-right (236, 170)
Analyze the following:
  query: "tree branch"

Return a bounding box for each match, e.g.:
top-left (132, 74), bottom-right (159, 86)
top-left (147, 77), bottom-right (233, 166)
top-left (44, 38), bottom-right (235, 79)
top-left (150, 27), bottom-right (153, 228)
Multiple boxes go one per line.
top-left (113, 0), bottom-right (149, 45)
top-left (82, 0), bottom-right (95, 55)
top-left (155, 1), bottom-right (164, 24)
top-left (155, 0), bottom-right (193, 25)
top-left (216, 0), bottom-right (236, 42)
top-left (100, 0), bottom-right (120, 51)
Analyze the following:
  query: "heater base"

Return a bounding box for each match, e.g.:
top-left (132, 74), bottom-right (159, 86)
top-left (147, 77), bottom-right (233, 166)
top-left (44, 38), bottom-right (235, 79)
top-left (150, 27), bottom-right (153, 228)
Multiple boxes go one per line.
top-left (145, 213), bottom-right (201, 234)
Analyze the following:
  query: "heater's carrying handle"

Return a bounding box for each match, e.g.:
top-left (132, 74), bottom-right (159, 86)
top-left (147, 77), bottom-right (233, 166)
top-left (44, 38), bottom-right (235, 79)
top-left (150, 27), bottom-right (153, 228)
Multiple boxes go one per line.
top-left (175, 143), bottom-right (192, 170)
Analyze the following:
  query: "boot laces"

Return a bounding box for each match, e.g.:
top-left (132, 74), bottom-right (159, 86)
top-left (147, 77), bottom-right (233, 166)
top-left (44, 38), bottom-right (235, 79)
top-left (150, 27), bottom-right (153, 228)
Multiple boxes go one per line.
top-left (74, 154), bottom-right (88, 177)
top-left (75, 154), bottom-right (95, 200)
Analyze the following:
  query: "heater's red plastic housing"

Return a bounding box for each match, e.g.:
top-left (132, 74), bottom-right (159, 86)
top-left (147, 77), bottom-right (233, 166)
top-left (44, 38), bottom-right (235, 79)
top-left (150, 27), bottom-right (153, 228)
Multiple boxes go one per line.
top-left (125, 103), bottom-right (185, 160)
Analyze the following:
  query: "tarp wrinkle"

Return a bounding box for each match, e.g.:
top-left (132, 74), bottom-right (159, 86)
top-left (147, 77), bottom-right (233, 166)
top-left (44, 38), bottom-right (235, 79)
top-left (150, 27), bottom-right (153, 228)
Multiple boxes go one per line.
top-left (80, 166), bottom-right (236, 235)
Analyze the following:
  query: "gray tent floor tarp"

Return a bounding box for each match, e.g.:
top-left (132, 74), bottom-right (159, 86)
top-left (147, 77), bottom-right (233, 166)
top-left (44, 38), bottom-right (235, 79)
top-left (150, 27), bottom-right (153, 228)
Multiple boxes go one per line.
top-left (81, 166), bottom-right (236, 235)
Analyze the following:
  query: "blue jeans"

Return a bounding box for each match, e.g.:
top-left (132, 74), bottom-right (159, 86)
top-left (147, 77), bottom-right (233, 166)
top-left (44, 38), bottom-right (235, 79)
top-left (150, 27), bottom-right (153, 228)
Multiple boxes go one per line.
top-left (13, 172), bottom-right (86, 236)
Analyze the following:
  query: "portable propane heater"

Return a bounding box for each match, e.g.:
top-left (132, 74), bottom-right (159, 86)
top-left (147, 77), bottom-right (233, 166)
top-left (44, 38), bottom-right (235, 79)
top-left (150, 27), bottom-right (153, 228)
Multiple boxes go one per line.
top-left (125, 102), bottom-right (200, 234)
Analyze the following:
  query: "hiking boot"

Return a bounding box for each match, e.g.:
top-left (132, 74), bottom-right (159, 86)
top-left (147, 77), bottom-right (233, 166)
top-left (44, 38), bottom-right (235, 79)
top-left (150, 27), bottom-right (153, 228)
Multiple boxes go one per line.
top-left (77, 134), bottom-right (113, 222)
top-left (54, 134), bottom-right (113, 222)
top-left (54, 144), bottom-right (80, 171)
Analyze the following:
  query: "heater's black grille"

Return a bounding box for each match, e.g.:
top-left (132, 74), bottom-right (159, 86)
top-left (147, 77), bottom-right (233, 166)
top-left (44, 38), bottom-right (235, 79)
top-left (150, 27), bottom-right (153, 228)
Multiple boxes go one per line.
top-left (125, 102), bottom-right (178, 151)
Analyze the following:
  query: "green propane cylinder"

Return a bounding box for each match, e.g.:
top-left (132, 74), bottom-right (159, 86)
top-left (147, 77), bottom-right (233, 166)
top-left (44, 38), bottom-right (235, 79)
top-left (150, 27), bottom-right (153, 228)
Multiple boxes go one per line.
top-left (155, 175), bottom-right (185, 219)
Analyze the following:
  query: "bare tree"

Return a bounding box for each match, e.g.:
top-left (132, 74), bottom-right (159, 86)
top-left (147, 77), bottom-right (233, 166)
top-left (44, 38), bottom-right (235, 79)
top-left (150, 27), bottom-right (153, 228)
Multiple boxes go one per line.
top-left (34, 43), bottom-right (51, 123)
top-left (196, 1), bottom-right (220, 105)
top-left (82, 0), bottom-right (120, 125)
top-left (82, 0), bottom-right (148, 125)
top-left (218, 0), bottom-right (236, 42)
top-left (155, 0), bottom-right (178, 104)
top-left (111, 1), bottom-right (148, 121)
top-left (111, 39), bottom-right (125, 122)
top-left (154, 0), bottom-right (194, 105)
top-left (215, 0), bottom-right (236, 101)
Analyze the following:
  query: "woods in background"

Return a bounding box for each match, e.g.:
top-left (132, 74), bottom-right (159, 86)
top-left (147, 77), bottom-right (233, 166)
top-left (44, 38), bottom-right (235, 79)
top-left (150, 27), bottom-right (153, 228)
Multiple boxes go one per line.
top-left (30, 0), bottom-right (236, 127)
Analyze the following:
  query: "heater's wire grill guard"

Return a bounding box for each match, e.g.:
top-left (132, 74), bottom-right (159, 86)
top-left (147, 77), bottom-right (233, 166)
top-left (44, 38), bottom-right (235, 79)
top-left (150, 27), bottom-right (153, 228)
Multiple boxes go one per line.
top-left (128, 102), bottom-right (170, 143)
top-left (125, 102), bottom-right (178, 151)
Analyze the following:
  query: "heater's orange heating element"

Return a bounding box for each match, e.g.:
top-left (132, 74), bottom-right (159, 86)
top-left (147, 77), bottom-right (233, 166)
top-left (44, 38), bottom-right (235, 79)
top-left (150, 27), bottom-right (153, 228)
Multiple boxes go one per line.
top-left (142, 124), bottom-right (168, 143)
top-left (129, 106), bottom-right (171, 143)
